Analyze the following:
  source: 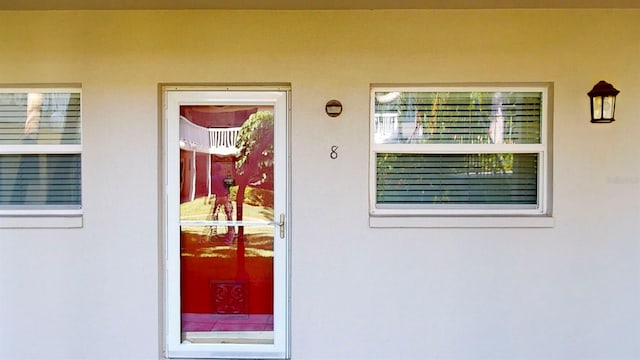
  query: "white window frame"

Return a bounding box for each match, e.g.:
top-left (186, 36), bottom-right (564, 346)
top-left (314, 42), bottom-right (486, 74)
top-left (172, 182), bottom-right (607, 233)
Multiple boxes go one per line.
top-left (0, 87), bottom-right (83, 228)
top-left (369, 84), bottom-right (553, 228)
top-left (163, 86), bottom-right (290, 359)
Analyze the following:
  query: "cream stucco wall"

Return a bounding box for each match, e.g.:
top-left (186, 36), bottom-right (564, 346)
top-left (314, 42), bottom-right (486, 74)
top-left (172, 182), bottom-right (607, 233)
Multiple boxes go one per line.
top-left (0, 9), bottom-right (639, 360)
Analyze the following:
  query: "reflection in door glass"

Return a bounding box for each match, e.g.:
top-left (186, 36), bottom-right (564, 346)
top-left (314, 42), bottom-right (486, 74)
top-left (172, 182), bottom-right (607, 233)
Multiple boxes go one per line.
top-left (178, 105), bottom-right (275, 345)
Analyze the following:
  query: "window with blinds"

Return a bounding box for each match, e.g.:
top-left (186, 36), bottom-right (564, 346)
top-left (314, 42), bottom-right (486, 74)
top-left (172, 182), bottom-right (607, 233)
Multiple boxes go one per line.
top-left (0, 89), bottom-right (82, 213)
top-left (370, 85), bottom-right (550, 216)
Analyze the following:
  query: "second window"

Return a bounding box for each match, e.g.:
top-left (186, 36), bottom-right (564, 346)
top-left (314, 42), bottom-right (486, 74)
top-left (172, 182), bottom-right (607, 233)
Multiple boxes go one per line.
top-left (370, 84), bottom-right (551, 216)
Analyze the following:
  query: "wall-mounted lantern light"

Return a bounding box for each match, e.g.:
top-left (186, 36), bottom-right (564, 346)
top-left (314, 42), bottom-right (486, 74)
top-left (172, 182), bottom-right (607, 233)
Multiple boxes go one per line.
top-left (325, 100), bottom-right (343, 117)
top-left (588, 80), bottom-right (619, 123)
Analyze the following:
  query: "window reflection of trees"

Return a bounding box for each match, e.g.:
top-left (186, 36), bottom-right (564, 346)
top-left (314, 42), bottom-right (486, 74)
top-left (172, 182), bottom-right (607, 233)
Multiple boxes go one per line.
top-left (375, 91), bottom-right (541, 206)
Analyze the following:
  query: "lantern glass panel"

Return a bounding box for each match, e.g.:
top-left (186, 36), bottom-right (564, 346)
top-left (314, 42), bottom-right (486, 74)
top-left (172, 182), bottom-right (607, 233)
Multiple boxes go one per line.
top-left (592, 96), bottom-right (602, 119)
top-left (603, 95), bottom-right (615, 119)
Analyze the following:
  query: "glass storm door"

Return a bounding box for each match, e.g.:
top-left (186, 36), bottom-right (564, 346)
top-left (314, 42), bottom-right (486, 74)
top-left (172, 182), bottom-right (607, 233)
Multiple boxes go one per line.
top-left (164, 88), bottom-right (289, 359)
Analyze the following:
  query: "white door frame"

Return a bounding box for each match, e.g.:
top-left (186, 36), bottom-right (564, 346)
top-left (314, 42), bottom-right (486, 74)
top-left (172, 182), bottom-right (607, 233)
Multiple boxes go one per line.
top-left (162, 85), bottom-right (290, 359)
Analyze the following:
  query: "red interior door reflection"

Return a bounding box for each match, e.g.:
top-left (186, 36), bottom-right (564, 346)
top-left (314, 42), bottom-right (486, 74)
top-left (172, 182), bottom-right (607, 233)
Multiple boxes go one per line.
top-left (179, 105), bottom-right (275, 334)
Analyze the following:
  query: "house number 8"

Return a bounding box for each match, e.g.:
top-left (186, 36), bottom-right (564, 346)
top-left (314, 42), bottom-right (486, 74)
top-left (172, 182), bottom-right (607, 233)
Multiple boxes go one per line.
top-left (330, 145), bottom-right (338, 159)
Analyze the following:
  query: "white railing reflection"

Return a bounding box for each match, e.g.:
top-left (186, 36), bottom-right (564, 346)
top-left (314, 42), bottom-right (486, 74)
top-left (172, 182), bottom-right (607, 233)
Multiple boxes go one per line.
top-left (210, 127), bottom-right (241, 150)
top-left (180, 116), bottom-right (241, 155)
top-left (374, 112), bottom-right (399, 143)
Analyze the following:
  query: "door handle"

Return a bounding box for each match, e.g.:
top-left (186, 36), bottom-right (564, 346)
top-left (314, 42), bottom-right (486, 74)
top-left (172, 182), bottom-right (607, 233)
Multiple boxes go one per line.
top-left (278, 213), bottom-right (285, 239)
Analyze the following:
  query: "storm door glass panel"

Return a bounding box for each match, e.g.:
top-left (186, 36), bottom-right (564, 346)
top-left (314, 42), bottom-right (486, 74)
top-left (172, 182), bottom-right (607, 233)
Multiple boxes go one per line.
top-left (165, 89), bottom-right (289, 359)
top-left (179, 105), bottom-right (275, 344)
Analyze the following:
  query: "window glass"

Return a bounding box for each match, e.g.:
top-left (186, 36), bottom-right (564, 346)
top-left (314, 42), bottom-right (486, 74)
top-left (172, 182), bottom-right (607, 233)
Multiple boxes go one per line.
top-left (0, 92), bottom-right (81, 145)
top-left (376, 153), bottom-right (538, 207)
top-left (371, 86), bottom-right (549, 216)
top-left (0, 154), bottom-right (81, 208)
top-left (374, 91), bottom-right (541, 145)
top-left (0, 89), bottom-right (82, 213)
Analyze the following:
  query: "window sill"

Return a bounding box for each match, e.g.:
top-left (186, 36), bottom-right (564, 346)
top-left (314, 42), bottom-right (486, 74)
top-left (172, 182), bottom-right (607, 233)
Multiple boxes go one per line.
top-left (370, 215), bottom-right (554, 228)
top-left (0, 215), bottom-right (83, 229)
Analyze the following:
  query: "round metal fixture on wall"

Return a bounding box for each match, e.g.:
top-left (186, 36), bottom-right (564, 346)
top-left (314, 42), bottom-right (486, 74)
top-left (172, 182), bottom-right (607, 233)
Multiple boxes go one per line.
top-left (325, 100), bottom-right (343, 117)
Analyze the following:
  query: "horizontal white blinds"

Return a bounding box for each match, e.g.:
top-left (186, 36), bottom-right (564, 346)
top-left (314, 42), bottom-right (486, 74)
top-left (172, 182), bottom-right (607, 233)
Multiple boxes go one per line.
top-left (376, 153), bottom-right (538, 206)
top-left (0, 154), bottom-right (81, 207)
top-left (0, 89), bottom-right (82, 210)
top-left (374, 91), bottom-right (542, 145)
top-left (0, 92), bottom-right (81, 145)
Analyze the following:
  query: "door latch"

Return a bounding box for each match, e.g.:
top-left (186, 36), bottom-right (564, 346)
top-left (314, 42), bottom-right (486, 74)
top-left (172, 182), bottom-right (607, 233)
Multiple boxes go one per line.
top-left (278, 213), bottom-right (285, 239)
